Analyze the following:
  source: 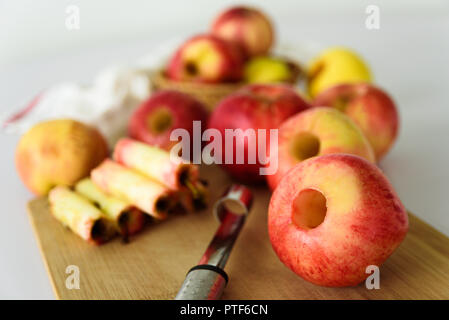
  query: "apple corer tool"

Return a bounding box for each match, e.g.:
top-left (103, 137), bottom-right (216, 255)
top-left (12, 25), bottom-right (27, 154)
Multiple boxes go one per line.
top-left (174, 184), bottom-right (253, 300)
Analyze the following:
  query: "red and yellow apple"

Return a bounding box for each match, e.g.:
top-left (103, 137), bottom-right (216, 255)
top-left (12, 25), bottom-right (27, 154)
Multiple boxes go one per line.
top-left (208, 84), bottom-right (310, 183)
top-left (15, 119), bottom-right (109, 195)
top-left (167, 34), bottom-right (244, 83)
top-left (266, 107), bottom-right (375, 190)
top-left (128, 90), bottom-right (209, 154)
top-left (211, 6), bottom-right (274, 57)
top-left (313, 83), bottom-right (399, 160)
top-left (268, 154), bottom-right (408, 287)
top-left (307, 47), bottom-right (372, 98)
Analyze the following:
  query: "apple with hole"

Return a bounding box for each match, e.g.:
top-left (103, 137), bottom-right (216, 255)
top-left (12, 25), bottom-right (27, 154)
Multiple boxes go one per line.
top-left (128, 90), bottom-right (209, 155)
top-left (268, 154), bottom-right (408, 287)
top-left (307, 47), bottom-right (372, 98)
top-left (313, 83), bottom-right (399, 160)
top-left (15, 119), bottom-right (109, 196)
top-left (167, 34), bottom-right (244, 83)
top-left (211, 6), bottom-right (274, 57)
top-left (266, 107), bottom-right (375, 190)
top-left (208, 84), bottom-right (310, 183)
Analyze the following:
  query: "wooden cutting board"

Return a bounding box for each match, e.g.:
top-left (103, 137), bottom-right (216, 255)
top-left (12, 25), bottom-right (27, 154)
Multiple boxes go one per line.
top-left (28, 164), bottom-right (449, 300)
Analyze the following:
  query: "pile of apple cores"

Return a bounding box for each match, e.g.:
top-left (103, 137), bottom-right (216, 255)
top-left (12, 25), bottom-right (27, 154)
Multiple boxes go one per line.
top-left (158, 6), bottom-right (301, 108)
top-left (46, 135), bottom-right (207, 245)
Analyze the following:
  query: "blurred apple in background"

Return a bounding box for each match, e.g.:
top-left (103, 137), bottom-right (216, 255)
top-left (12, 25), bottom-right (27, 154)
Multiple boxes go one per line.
top-left (15, 119), bottom-right (108, 195)
top-left (266, 107), bottom-right (375, 190)
top-left (208, 84), bottom-right (310, 183)
top-left (167, 34), bottom-right (244, 83)
top-left (307, 47), bottom-right (372, 98)
top-left (128, 90), bottom-right (208, 155)
top-left (243, 56), bottom-right (295, 84)
top-left (313, 83), bottom-right (399, 160)
top-left (211, 6), bottom-right (274, 57)
top-left (269, 154), bottom-right (408, 287)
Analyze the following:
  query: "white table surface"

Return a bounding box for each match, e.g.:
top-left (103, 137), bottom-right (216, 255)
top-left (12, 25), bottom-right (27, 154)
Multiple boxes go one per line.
top-left (0, 3), bottom-right (448, 299)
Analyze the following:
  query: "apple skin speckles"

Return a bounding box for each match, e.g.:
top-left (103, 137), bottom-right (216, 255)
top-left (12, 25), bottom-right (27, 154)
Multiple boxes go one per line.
top-left (313, 83), bottom-right (399, 161)
top-left (265, 107), bottom-right (375, 190)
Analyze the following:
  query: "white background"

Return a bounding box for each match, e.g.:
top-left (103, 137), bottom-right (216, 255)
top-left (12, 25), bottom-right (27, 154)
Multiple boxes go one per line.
top-left (0, 0), bottom-right (448, 299)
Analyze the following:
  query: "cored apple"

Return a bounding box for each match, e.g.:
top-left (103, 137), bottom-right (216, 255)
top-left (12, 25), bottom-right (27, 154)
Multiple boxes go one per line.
top-left (313, 83), bottom-right (399, 160)
top-left (167, 34), bottom-right (244, 83)
top-left (266, 107), bottom-right (375, 190)
top-left (128, 90), bottom-right (208, 155)
top-left (208, 84), bottom-right (310, 183)
top-left (211, 6), bottom-right (274, 57)
top-left (268, 154), bottom-right (408, 287)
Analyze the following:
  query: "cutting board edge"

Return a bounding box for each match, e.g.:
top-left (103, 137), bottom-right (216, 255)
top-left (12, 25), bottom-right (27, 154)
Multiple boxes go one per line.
top-left (27, 199), bottom-right (61, 300)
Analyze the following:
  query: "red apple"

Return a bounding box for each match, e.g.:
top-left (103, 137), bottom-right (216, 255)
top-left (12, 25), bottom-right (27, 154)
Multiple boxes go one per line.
top-left (265, 107), bottom-right (375, 190)
top-left (313, 83), bottom-right (399, 160)
top-left (268, 154), bottom-right (408, 287)
top-left (167, 34), bottom-right (245, 83)
top-left (128, 90), bottom-right (208, 155)
top-left (208, 84), bottom-right (310, 183)
top-left (211, 6), bottom-right (274, 57)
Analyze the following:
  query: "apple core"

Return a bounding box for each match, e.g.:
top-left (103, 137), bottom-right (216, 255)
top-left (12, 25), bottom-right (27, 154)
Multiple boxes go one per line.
top-left (155, 195), bottom-right (171, 213)
top-left (91, 218), bottom-right (115, 244)
top-left (291, 188), bottom-right (327, 229)
top-left (289, 132), bottom-right (320, 161)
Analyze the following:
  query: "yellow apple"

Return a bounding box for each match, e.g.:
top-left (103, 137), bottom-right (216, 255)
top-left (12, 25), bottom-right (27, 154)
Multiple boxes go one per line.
top-left (307, 47), bottom-right (372, 98)
top-left (15, 119), bottom-right (109, 195)
top-left (243, 56), bottom-right (292, 84)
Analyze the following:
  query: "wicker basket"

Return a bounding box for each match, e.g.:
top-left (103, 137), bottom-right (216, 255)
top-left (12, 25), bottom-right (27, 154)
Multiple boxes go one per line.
top-left (150, 62), bottom-right (303, 111)
top-left (150, 70), bottom-right (242, 111)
